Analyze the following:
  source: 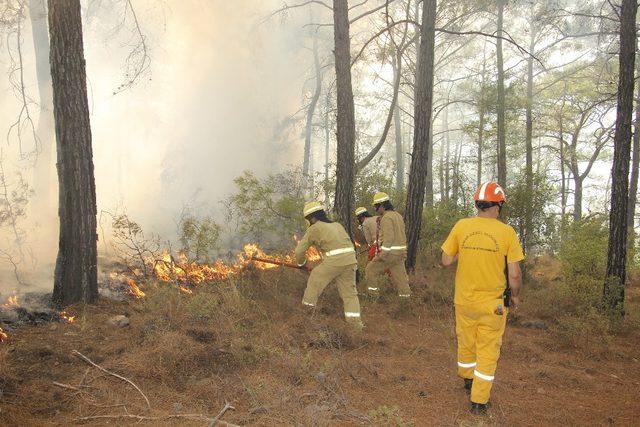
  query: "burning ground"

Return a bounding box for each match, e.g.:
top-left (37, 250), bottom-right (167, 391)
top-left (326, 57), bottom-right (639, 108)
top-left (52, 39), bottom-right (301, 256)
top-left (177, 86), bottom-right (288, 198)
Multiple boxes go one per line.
top-left (0, 255), bottom-right (639, 425)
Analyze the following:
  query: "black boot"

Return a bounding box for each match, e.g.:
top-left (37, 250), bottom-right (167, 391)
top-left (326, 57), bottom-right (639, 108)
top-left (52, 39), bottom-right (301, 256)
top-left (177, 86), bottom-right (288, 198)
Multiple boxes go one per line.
top-left (463, 378), bottom-right (473, 394)
top-left (470, 402), bottom-right (490, 415)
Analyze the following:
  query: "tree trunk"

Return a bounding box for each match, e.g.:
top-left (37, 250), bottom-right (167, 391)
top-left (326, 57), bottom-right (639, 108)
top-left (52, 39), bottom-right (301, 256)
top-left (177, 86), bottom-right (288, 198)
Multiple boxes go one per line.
top-left (559, 89), bottom-right (567, 224)
top-left (29, 0), bottom-right (55, 213)
top-left (332, 0), bottom-right (356, 238)
top-left (477, 45), bottom-right (487, 187)
top-left (573, 174), bottom-right (582, 222)
top-left (355, 53), bottom-right (401, 172)
top-left (524, 19), bottom-right (536, 253)
top-left (393, 64), bottom-right (404, 192)
top-left (443, 104), bottom-right (450, 202)
top-left (451, 136), bottom-right (462, 205)
top-left (425, 119), bottom-right (434, 207)
top-left (560, 140), bottom-right (566, 218)
top-left (49, 0), bottom-right (98, 308)
top-left (303, 35), bottom-right (322, 193)
top-left (405, 0), bottom-right (436, 272)
top-left (324, 90), bottom-right (331, 199)
top-left (438, 136), bottom-right (444, 201)
top-left (604, 0), bottom-right (637, 314)
top-left (627, 61), bottom-right (640, 233)
top-left (496, 0), bottom-right (507, 187)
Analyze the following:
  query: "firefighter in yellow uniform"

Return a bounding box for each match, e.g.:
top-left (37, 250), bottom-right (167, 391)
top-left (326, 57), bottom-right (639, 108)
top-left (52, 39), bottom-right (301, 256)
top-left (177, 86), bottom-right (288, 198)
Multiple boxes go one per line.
top-left (441, 182), bottom-right (524, 415)
top-left (355, 207), bottom-right (379, 261)
top-left (364, 192), bottom-right (411, 298)
top-left (295, 202), bottom-right (363, 329)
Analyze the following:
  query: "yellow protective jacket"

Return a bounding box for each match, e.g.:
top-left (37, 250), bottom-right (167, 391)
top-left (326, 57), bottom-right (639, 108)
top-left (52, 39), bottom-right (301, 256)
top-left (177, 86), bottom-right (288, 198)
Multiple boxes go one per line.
top-left (295, 221), bottom-right (357, 267)
top-left (379, 210), bottom-right (407, 256)
top-left (360, 216), bottom-right (379, 247)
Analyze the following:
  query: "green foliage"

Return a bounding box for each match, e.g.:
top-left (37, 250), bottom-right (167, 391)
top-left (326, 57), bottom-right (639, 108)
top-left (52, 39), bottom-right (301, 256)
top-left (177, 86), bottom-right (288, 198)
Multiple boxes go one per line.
top-left (525, 216), bottom-right (618, 350)
top-left (354, 159), bottom-right (406, 213)
top-left (559, 215), bottom-right (609, 289)
top-left (553, 307), bottom-right (612, 351)
top-left (225, 169), bottom-right (306, 249)
top-left (110, 213), bottom-right (160, 278)
top-left (179, 213), bottom-right (221, 262)
top-left (505, 171), bottom-right (557, 252)
top-left (419, 200), bottom-right (472, 256)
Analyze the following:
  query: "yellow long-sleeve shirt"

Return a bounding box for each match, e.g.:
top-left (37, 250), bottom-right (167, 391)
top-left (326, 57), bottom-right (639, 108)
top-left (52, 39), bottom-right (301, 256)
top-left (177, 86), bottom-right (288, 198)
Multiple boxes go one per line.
top-left (295, 221), bottom-right (356, 267)
top-left (379, 210), bottom-right (407, 255)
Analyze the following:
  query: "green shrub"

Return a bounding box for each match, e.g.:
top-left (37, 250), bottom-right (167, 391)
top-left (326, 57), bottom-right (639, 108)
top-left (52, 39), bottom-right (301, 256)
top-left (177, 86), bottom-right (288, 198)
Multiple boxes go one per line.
top-left (224, 169), bottom-right (306, 249)
top-left (505, 171), bottom-right (558, 253)
top-left (419, 200), bottom-right (471, 257)
top-left (179, 213), bottom-right (221, 262)
top-left (553, 307), bottom-right (612, 352)
top-left (559, 215), bottom-right (608, 303)
top-left (560, 215), bottom-right (608, 278)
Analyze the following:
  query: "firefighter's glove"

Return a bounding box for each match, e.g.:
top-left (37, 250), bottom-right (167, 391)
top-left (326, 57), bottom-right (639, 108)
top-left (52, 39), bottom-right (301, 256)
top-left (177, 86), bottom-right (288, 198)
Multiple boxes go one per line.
top-left (305, 261), bottom-right (318, 272)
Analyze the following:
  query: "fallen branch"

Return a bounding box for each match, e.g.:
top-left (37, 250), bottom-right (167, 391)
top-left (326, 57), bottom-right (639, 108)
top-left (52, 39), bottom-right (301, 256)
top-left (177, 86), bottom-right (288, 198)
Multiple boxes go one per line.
top-left (72, 350), bottom-right (151, 411)
top-left (53, 381), bottom-right (81, 392)
top-left (209, 401), bottom-right (236, 427)
top-left (74, 413), bottom-right (239, 425)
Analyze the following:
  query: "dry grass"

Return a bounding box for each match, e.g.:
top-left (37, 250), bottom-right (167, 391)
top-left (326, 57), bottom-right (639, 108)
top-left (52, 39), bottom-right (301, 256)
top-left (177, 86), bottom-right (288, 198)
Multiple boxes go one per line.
top-left (1, 258), bottom-right (639, 425)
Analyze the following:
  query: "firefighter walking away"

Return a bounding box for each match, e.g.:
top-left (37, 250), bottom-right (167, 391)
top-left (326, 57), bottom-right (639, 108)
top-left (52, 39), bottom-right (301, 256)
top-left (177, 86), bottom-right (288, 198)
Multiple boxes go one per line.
top-left (440, 182), bottom-right (524, 415)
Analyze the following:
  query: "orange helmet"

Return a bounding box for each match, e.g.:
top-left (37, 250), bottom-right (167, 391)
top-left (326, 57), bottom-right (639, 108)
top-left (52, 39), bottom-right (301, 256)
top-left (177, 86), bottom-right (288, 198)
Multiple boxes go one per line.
top-left (474, 182), bottom-right (506, 203)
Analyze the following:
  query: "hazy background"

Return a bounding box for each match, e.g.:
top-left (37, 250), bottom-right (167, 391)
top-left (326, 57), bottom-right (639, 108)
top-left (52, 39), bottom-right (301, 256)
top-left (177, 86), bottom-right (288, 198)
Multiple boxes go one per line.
top-left (0, 0), bottom-right (315, 292)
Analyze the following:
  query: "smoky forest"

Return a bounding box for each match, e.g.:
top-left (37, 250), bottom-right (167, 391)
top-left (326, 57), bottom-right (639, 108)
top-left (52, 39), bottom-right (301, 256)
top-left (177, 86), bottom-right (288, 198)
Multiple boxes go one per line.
top-left (0, 0), bottom-right (639, 425)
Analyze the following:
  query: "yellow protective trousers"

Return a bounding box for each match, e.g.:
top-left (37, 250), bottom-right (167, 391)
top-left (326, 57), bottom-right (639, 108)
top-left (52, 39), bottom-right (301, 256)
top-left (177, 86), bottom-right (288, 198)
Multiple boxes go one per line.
top-left (302, 262), bottom-right (362, 324)
top-left (364, 253), bottom-right (411, 297)
top-left (455, 299), bottom-right (507, 404)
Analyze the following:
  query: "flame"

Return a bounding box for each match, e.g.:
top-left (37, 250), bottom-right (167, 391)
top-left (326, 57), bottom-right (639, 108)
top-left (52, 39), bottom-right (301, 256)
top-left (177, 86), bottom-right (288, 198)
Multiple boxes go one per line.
top-left (0, 327), bottom-right (7, 343)
top-left (127, 279), bottom-right (146, 299)
top-left (3, 295), bottom-right (18, 308)
top-left (150, 242), bottom-right (322, 283)
top-left (178, 285), bottom-right (193, 295)
top-left (109, 240), bottom-right (331, 300)
top-left (59, 311), bottom-right (76, 323)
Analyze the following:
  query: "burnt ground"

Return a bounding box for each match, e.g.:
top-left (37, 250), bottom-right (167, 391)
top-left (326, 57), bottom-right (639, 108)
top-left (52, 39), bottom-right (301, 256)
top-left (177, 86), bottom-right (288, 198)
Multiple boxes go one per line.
top-left (0, 260), bottom-right (639, 426)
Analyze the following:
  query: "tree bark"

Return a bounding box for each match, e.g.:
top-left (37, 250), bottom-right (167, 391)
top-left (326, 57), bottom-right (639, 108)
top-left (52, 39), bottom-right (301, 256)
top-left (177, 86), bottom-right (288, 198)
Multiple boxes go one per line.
top-left (49, 0), bottom-right (98, 308)
top-left (324, 90), bottom-right (331, 199)
top-left (303, 34), bottom-right (322, 193)
top-left (559, 100), bottom-right (567, 221)
top-left (332, 0), bottom-right (356, 238)
top-left (443, 104), bottom-right (451, 202)
top-left (452, 135), bottom-right (463, 205)
top-left (425, 119), bottom-right (434, 207)
top-left (628, 61), bottom-right (640, 233)
top-left (496, 0), bottom-right (507, 187)
top-left (393, 83), bottom-right (404, 191)
top-left (355, 52), bottom-right (401, 172)
top-left (405, 0), bottom-right (436, 272)
top-left (393, 62), bottom-right (404, 193)
top-left (29, 0), bottom-right (56, 212)
top-left (604, 0), bottom-right (637, 314)
top-left (524, 17), bottom-right (536, 253)
top-left (573, 174), bottom-right (583, 222)
top-left (477, 44), bottom-right (487, 187)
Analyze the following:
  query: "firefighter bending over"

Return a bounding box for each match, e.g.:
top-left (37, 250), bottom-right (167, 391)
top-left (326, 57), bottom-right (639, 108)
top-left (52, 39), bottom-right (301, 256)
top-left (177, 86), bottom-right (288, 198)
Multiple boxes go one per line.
top-left (355, 206), bottom-right (379, 261)
top-left (441, 182), bottom-right (523, 415)
top-left (295, 202), bottom-right (363, 329)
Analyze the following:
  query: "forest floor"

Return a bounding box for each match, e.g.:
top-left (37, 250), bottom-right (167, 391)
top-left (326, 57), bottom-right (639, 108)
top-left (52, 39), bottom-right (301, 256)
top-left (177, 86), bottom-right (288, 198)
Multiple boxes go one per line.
top-left (1, 257), bottom-right (639, 426)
